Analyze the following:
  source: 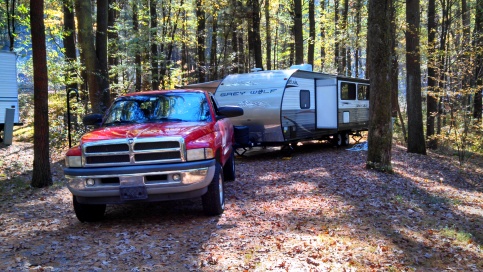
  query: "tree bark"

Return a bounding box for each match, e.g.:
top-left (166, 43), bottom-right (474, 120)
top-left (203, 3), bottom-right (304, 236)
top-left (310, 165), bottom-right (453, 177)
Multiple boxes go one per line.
top-left (209, 14), bottom-right (218, 80)
top-left (196, 0), bottom-right (206, 82)
top-left (248, 0), bottom-right (263, 69)
top-left (308, 0), bottom-right (315, 66)
top-left (75, 0), bottom-right (105, 113)
top-left (406, 0), bottom-right (427, 154)
top-left (6, 0), bottom-right (16, 51)
top-left (133, 1), bottom-right (142, 91)
top-left (63, 0), bottom-right (78, 92)
top-left (265, 0), bottom-right (272, 70)
top-left (426, 0), bottom-right (438, 148)
top-left (366, 0), bottom-right (393, 172)
top-left (150, 0), bottom-right (159, 90)
top-left (30, 0), bottom-right (52, 188)
top-left (293, 0), bottom-right (303, 64)
top-left (108, 0), bottom-right (119, 88)
top-left (474, 0), bottom-right (483, 121)
top-left (96, 0), bottom-right (109, 98)
top-left (320, 0), bottom-right (326, 70)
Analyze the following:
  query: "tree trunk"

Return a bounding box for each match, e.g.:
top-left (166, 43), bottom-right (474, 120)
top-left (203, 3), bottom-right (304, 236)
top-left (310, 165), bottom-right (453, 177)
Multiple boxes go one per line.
top-left (406, 0), bottom-right (427, 155)
top-left (427, 0), bottom-right (438, 148)
top-left (390, 0), bottom-right (398, 119)
top-left (293, 0), bottom-right (303, 64)
top-left (341, 0), bottom-right (349, 75)
top-left (108, 0), bottom-right (119, 88)
top-left (248, 0), bottom-right (263, 69)
top-left (308, 0), bottom-right (315, 66)
top-left (265, 0), bottom-right (272, 70)
top-left (96, 0), bottom-right (110, 106)
top-left (355, 0), bottom-right (361, 77)
top-left (334, 0), bottom-right (341, 74)
top-left (366, 0), bottom-right (393, 172)
top-left (75, 0), bottom-right (103, 113)
top-left (30, 0), bottom-right (52, 188)
top-left (150, 0), bottom-right (159, 90)
top-left (209, 15), bottom-right (218, 80)
top-left (196, 0), bottom-right (206, 82)
top-left (320, 0), bottom-right (326, 70)
top-left (133, 1), bottom-right (142, 91)
top-left (63, 0), bottom-right (78, 92)
top-left (474, 0), bottom-right (483, 121)
top-left (6, 0), bottom-right (16, 51)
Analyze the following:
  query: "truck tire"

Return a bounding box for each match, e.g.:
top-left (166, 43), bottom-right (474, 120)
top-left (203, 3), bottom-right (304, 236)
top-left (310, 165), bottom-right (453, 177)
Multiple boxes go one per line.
top-left (73, 195), bottom-right (106, 222)
top-left (202, 163), bottom-right (225, 216)
top-left (223, 150), bottom-right (236, 182)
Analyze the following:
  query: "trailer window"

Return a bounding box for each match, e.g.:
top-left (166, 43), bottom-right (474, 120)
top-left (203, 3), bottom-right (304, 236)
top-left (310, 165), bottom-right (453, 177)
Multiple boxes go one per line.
top-left (358, 84), bottom-right (370, 100)
top-left (341, 82), bottom-right (356, 100)
top-left (300, 90), bottom-right (310, 109)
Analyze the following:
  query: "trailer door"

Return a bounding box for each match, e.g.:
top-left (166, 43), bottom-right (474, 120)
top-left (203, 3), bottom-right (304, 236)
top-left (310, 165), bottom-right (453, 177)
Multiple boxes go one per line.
top-left (316, 78), bottom-right (337, 129)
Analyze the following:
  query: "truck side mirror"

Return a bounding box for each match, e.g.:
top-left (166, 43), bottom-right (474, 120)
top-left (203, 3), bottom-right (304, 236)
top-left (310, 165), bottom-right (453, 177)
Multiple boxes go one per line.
top-left (217, 106), bottom-right (244, 118)
top-left (83, 114), bottom-right (103, 127)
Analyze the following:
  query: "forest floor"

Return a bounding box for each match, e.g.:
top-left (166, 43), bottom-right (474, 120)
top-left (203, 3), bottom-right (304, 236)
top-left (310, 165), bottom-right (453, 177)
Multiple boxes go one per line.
top-left (0, 139), bottom-right (482, 271)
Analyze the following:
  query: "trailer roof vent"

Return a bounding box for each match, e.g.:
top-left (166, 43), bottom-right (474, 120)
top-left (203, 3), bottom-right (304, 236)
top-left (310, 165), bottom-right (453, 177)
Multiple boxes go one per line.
top-left (251, 68), bottom-right (263, 72)
top-left (290, 64), bottom-right (312, 72)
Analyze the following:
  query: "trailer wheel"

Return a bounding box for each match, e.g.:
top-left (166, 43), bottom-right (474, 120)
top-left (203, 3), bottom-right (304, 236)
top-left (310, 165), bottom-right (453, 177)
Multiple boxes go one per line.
top-left (73, 195), bottom-right (106, 222)
top-left (337, 132), bottom-right (350, 147)
top-left (202, 163), bottom-right (225, 216)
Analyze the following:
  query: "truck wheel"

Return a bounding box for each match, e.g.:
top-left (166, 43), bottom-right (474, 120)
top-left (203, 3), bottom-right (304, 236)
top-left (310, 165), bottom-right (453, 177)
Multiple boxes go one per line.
top-left (73, 195), bottom-right (106, 222)
top-left (223, 150), bottom-right (236, 182)
top-left (202, 163), bottom-right (225, 216)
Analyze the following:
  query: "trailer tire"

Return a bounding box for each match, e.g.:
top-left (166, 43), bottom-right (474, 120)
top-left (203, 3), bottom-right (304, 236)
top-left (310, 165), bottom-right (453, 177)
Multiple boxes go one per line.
top-left (73, 195), bottom-right (106, 222)
top-left (223, 149), bottom-right (236, 182)
top-left (337, 132), bottom-right (350, 147)
top-left (202, 163), bottom-right (225, 216)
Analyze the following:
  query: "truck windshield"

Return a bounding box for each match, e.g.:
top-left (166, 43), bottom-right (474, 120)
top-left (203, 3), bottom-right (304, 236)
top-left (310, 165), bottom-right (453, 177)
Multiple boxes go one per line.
top-left (103, 93), bottom-right (212, 126)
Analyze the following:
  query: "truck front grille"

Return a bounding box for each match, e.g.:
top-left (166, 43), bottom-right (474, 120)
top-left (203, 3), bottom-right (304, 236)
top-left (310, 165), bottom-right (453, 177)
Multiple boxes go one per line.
top-left (82, 138), bottom-right (185, 167)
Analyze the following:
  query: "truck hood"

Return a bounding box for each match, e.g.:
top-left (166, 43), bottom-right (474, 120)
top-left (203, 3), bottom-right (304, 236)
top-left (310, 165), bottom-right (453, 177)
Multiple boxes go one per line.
top-left (80, 122), bottom-right (213, 143)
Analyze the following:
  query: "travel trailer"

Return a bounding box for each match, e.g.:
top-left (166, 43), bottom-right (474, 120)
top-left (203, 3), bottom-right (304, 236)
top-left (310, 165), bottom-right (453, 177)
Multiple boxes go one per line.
top-left (214, 65), bottom-right (370, 150)
top-left (0, 51), bottom-right (20, 141)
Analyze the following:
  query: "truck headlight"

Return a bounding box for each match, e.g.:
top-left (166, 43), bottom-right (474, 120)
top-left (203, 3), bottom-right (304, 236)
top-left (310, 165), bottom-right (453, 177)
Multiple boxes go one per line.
top-left (65, 156), bottom-right (82, 167)
top-left (187, 148), bottom-right (214, 161)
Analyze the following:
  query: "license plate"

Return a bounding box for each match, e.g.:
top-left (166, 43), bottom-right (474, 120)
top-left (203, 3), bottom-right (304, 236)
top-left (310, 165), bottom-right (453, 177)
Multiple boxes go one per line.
top-left (119, 176), bottom-right (147, 200)
top-left (120, 185), bottom-right (148, 200)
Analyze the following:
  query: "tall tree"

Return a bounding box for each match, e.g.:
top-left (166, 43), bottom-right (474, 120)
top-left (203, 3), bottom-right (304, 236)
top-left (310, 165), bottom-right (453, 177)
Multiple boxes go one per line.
top-left (308, 0), bottom-right (315, 66)
top-left (427, 0), bottom-right (438, 148)
top-left (293, 0), bottom-right (303, 64)
top-left (96, 0), bottom-right (109, 95)
top-left (108, 0), bottom-right (119, 88)
top-left (150, 0), bottom-right (159, 90)
top-left (366, 0), bottom-right (393, 171)
top-left (406, 0), bottom-right (426, 154)
top-left (75, 0), bottom-right (110, 113)
top-left (474, 0), bottom-right (483, 121)
top-left (196, 0), bottom-right (206, 82)
top-left (341, 0), bottom-right (349, 75)
top-left (30, 0), bottom-right (52, 188)
top-left (248, 0), bottom-right (263, 68)
top-left (133, 1), bottom-right (141, 91)
top-left (320, 0), bottom-right (326, 70)
top-left (265, 0), bottom-right (272, 70)
top-left (5, 0), bottom-right (16, 51)
top-left (63, 0), bottom-right (78, 93)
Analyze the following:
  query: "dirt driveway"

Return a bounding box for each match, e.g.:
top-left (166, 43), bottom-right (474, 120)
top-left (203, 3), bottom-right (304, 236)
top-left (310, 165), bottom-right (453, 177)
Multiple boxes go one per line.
top-left (1, 141), bottom-right (482, 271)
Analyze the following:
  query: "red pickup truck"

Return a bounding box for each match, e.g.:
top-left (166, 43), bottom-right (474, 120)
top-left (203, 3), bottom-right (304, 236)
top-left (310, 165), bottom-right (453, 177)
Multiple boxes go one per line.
top-left (63, 90), bottom-right (243, 222)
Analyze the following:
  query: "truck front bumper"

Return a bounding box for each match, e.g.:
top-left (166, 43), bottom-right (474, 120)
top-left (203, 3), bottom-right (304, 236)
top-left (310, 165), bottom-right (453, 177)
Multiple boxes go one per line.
top-left (63, 159), bottom-right (216, 204)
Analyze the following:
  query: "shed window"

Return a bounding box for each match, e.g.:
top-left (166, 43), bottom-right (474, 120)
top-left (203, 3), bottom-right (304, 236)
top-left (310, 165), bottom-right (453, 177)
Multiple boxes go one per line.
top-left (358, 84), bottom-right (370, 100)
top-left (300, 90), bottom-right (310, 109)
top-left (341, 82), bottom-right (356, 100)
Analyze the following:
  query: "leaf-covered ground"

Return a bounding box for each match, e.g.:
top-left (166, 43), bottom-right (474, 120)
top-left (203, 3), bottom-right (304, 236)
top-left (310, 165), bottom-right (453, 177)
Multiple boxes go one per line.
top-left (0, 140), bottom-right (482, 271)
